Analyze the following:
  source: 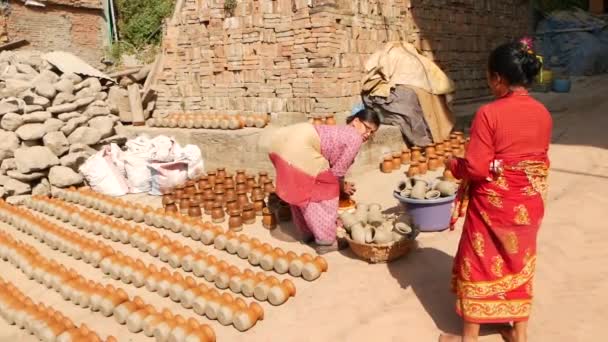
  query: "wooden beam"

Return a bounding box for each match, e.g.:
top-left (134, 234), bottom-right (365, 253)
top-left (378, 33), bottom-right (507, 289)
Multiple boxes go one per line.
top-left (107, 67), bottom-right (143, 79)
top-left (128, 84), bottom-right (145, 126)
top-left (0, 39), bottom-right (29, 51)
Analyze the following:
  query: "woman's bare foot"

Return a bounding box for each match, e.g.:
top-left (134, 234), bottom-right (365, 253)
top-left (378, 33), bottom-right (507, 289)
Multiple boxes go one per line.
top-left (499, 326), bottom-right (516, 342)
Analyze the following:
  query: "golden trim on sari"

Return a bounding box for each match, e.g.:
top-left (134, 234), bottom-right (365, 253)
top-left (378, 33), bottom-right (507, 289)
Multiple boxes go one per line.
top-left (491, 256), bottom-right (505, 277)
top-left (501, 231), bottom-right (519, 254)
top-left (513, 204), bottom-right (531, 225)
top-left (461, 258), bottom-right (472, 281)
top-left (456, 256), bottom-right (536, 298)
top-left (457, 298), bottom-right (532, 321)
top-left (472, 232), bottom-right (485, 257)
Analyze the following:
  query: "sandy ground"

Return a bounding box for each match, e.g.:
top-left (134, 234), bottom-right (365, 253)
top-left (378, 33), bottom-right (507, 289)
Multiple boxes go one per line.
top-left (0, 76), bottom-right (607, 342)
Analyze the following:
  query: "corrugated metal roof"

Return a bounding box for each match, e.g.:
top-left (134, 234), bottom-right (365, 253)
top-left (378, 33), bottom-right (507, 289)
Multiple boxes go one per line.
top-left (43, 51), bottom-right (114, 82)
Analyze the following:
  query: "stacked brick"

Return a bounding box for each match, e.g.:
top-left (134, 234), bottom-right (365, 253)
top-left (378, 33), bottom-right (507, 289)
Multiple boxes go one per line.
top-left (154, 0), bottom-right (528, 121)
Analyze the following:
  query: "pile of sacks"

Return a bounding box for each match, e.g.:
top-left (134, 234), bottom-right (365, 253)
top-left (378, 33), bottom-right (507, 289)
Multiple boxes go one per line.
top-left (0, 50), bottom-right (126, 200)
top-left (80, 135), bottom-right (204, 197)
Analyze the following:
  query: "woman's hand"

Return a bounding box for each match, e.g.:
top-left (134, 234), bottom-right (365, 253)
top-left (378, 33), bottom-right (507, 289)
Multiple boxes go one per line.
top-left (343, 181), bottom-right (357, 196)
top-left (444, 157), bottom-right (454, 170)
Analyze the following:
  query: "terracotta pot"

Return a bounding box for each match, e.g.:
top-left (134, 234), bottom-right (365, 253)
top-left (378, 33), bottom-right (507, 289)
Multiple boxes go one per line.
top-left (444, 147), bottom-right (453, 159)
top-left (401, 147), bottom-right (411, 165)
top-left (263, 179), bottom-right (275, 194)
top-left (245, 176), bottom-right (257, 193)
top-left (455, 131), bottom-right (465, 143)
top-left (392, 152), bottom-right (401, 170)
top-left (225, 186), bottom-right (237, 202)
top-left (185, 181), bottom-right (197, 196)
top-left (162, 195), bottom-right (173, 207)
top-left (165, 203), bottom-right (178, 214)
top-left (217, 168), bottom-right (227, 180)
top-left (436, 151), bottom-right (445, 166)
top-left (236, 181), bottom-right (247, 194)
top-left (203, 198), bottom-right (215, 215)
top-left (175, 187), bottom-right (185, 199)
top-left (418, 157), bottom-right (428, 174)
top-left (428, 155), bottom-right (441, 171)
top-left (235, 170), bottom-right (247, 184)
top-left (424, 144), bottom-right (436, 156)
top-left (242, 204), bottom-right (256, 225)
top-left (207, 171), bottom-right (217, 187)
top-left (436, 141), bottom-right (445, 153)
top-left (380, 155), bottom-right (393, 173)
top-left (214, 178), bottom-right (225, 193)
top-left (179, 199), bottom-right (190, 216)
top-left (192, 192), bottom-right (204, 206)
top-left (312, 115), bottom-right (324, 126)
top-left (213, 189), bottom-right (225, 205)
top-left (325, 115), bottom-right (336, 125)
top-left (228, 211), bottom-right (243, 232)
top-left (188, 205), bottom-right (202, 218)
top-left (237, 190), bottom-right (249, 209)
top-left (252, 196), bottom-right (266, 216)
top-left (257, 171), bottom-right (269, 186)
top-left (251, 185), bottom-right (264, 200)
top-left (211, 203), bottom-right (225, 223)
top-left (202, 184), bottom-right (214, 199)
top-left (407, 162), bottom-right (421, 178)
top-left (225, 198), bottom-right (239, 213)
top-left (261, 207), bottom-right (277, 230)
top-left (410, 146), bottom-right (422, 162)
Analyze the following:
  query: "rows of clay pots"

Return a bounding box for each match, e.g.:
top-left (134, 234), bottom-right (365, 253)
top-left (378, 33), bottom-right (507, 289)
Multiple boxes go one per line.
top-left (0, 230), bottom-right (216, 342)
top-left (162, 168), bottom-right (277, 230)
top-left (381, 131), bottom-right (468, 177)
top-left (11, 200), bottom-right (267, 331)
top-left (146, 113), bottom-right (270, 130)
top-left (53, 188), bottom-right (326, 281)
top-left (0, 276), bottom-right (112, 342)
top-left (310, 114), bottom-right (337, 126)
top-left (25, 196), bottom-right (298, 309)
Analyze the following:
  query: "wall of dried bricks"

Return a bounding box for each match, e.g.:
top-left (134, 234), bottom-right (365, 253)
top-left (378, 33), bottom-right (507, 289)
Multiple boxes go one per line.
top-left (154, 0), bottom-right (529, 121)
top-left (6, 1), bottom-right (105, 66)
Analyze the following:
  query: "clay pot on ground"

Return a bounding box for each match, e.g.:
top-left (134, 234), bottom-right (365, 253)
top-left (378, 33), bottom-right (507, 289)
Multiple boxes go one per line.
top-left (236, 181), bottom-right (247, 194)
top-left (211, 203), bottom-right (225, 223)
top-left (312, 115), bottom-right (324, 126)
top-left (207, 171), bottom-right (217, 186)
top-left (179, 199), bottom-right (191, 216)
top-left (228, 211), bottom-right (243, 232)
top-left (418, 157), bottom-right (428, 174)
top-left (428, 155), bottom-right (441, 171)
top-left (406, 162), bottom-right (421, 178)
top-left (242, 204), bottom-right (256, 225)
top-left (237, 190), bottom-right (249, 209)
top-left (410, 146), bottom-right (422, 162)
top-left (381, 155), bottom-right (393, 173)
top-left (325, 115), bottom-right (336, 125)
top-left (258, 172), bottom-right (269, 186)
top-left (401, 147), bottom-right (411, 165)
top-left (225, 198), bottom-right (239, 213)
top-left (261, 208), bottom-right (277, 230)
top-left (252, 196), bottom-right (266, 216)
top-left (424, 144), bottom-right (436, 156)
top-left (217, 168), bottom-right (227, 179)
top-left (263, 180), bottom-right (275, 194)
top-left (392, 152), bottom-right (402, 170)
top-left (165, 202), bottom-right (178, 214)
top-left (251, 185), bottom-right (264, 200)
top-left (188, 205), bottom-right (202, 218)
top-left (235, 170), bottom-right (247, 184)
top-left (246, 176), bottom-right (257, 193)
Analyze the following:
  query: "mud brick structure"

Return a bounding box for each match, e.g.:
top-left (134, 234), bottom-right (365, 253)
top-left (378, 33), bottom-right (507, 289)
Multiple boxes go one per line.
top-left (2, 0), bottom-right (106, 66)
top-left (153, 0), bottom-right (529, 121)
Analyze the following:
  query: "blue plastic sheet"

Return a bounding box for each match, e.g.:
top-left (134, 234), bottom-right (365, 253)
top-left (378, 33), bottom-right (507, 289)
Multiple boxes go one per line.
top-left (535, 9), bottom-right (608, 76)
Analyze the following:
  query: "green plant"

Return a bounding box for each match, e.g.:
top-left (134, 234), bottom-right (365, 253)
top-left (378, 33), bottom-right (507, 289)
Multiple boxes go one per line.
top-left (115, 0), bottom-right (174, 48)
top-left (224, 0), bottom-right (237, 16)
top-left (531, 0), bottom-right (588, 13)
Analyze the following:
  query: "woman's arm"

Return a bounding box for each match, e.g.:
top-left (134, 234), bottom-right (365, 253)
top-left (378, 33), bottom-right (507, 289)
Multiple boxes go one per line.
top-left (449, 107), bottom-right (495, 182)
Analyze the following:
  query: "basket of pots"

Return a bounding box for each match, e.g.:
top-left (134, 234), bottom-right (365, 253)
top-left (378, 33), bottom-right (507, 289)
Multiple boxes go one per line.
top-left (337, 203), bottom-right (419, 263)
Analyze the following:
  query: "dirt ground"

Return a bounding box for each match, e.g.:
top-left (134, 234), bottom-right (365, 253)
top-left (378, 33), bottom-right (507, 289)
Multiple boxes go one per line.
top-left (0, 76), bottom-right (606, 342)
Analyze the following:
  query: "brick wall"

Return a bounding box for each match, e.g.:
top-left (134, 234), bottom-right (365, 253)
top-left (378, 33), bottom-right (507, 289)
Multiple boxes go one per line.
top-left (6, 1), bottom-right (106, 67)
top-left (153, 0), bottom-right (529, 120)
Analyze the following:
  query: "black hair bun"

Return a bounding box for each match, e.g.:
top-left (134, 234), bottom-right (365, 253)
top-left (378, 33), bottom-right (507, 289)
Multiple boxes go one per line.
top-left (519, 46), bottom-right (542, 85)
top-left (488, 42), bottom-right (543, 86)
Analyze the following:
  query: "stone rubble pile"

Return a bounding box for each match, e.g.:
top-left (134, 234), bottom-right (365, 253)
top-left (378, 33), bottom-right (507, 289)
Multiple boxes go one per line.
top-left (0, 50), bottom-right (128, 200)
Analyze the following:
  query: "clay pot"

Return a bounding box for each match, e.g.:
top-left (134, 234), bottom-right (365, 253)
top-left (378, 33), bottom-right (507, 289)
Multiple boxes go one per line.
top-left (436, 181), bottom-right (458, 196)
top-left (236, 190), bottom-right (249, 209)
top-left (217, 167), bottom-right (227, 180)
top-left (178, 199), bottom-right (190, 216)
top-left (207, 171), bottom-right (217, 187)
top-left (236, 181), bottom-right (247, 194)
top-left (392, 152), bottom-right (401, 170)
top-left (188, 205), bottom-right (202, 218)
top-left (406, 162), bottom-right (421, 178)
top-left (224, 186), bottom-right (237, 203)
top-left (263, 179), bottom-right (275, 194)
top-left (241, 204), bottom-right (256, 225)
top-left (312, 115), bottom-right (324, 126)
top-left (211, 203), bottom-right (225, 223)
top-left (410, 146), bottom-right (422, 162)
top-left (197, 176), bottom-right (209, 190)
top-left (411, 178), bottom-right (429, 200)
top-left (213, 189), bottom-right (225, 205)
top-left (164, 202), bottom-right (178, 214)
top-left (424, 144), bottom-right (436, 156)
top-left (251, 185), bottom-right (264, 200)
top-left (258, 171), bottom-right (269, 186)
top-left (436, 151), bottom-right (445, 165)
top-left (225, 198), bottom-right (239, 213)
top-left (235, 170), bottom-right (247, 184)
top-left (381, 155), bottom-right (393, 173)
top-left (228, 211), bottom-right (243, 231)
top-left (261, 208), bottom-right (277, 230)
top-left (214, 178), bottom-right (225, 193)
top-left (401, 147), bottom-right (411, 165)
top-left (252, 195), bottom-right (266, 216)
top-left (418, 157), bottom-right (428, 174)
top-left (325, 115), bottom-right (336, 125)
top-left (428, 155), bottom-right (441, 171)
top-left (302, 256), bottom-right (328, 281)
top-left (245, 176), bottom-right (256, 193)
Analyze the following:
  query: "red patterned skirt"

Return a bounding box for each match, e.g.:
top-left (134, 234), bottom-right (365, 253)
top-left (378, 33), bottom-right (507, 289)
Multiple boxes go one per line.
top-left (451, 159), bottom-right (549, 323)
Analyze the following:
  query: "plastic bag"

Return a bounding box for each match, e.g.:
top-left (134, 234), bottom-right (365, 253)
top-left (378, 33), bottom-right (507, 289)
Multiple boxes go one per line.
top-left (148, 161), bottom-right (188, 196)
top-left (123, 152), bottom-right (151, 193)
top-left (79, 146), bottom-right (129, 197)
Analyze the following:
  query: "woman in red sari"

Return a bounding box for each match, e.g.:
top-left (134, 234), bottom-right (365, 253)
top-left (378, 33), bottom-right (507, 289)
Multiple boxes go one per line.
top-left (440, 41), bottom-right (551, 342)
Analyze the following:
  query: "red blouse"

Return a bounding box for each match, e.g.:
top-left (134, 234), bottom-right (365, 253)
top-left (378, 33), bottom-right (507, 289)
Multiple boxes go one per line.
top-left (450, 89), bottom-right (552, 181)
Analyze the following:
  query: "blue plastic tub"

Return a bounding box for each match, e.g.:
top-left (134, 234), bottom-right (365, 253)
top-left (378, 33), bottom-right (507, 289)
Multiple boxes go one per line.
top-left (393, 192), bottom-right (456, 232)
top-left (552, 78), bottom-right (571, 93)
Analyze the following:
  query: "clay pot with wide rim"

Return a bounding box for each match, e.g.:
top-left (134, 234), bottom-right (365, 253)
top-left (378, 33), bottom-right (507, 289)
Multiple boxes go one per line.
top-left (325, 114), bottom-right (336, 125)
top-left (263, 179), bottom-right (275, 194)
top-left (228, 211), bottom-right (243, 232)
top-left (418, 157), bottom-right (428, 174)
top-left (188, 205), bottom-right (202, 218)
top-left (245, 176), bottom-right (257, 193)
top-left (242, 204), bottom-right (256, 225)
top-left (224, 185), bottom-right (237, 202)
top-left (213, 189), bottom-right (225, 205)
top-left (237, 190), bottom-right (249, 209)
top-left (217, 168), bottom-right (227, 180)
top-left (207, 171), bottom-right (217, 187)
top-left (261, 208), bottom-right (277, 230)
top-left (214, 178), bottom-right (225, 193)
top-left (235, 170), bottom-right (247, 184)
top-left (401, 147), bottom-right (411, 165)
top-left (211, 203), bottom-right (225, 223)
top-left (391, 152), bottom-right (401, 170)
top-left (381, 155), bottom-right (393, 173)
top-left (428, 155), bottom-right (441, 171)
top-left (225, 198), bottom-right (239, 213)
top-left (251, 185), bottom-right (264, 200)
top-left (424, 144), bottom-right (436, 156)
top-left (252, 195), bottom-right (266, 216)
top-left (407, 162), bottom-right (421, 178)
top-left (258, 172), bottom-right (269, 186)
top-left (236, 181), bottom-right (247, 194)
top-left (410, 146), bottom-right (422, 162)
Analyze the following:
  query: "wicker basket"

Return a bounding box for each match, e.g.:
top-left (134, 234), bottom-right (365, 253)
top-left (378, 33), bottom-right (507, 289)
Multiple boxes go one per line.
top-left (344, 236), bottom-right (416, 264)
